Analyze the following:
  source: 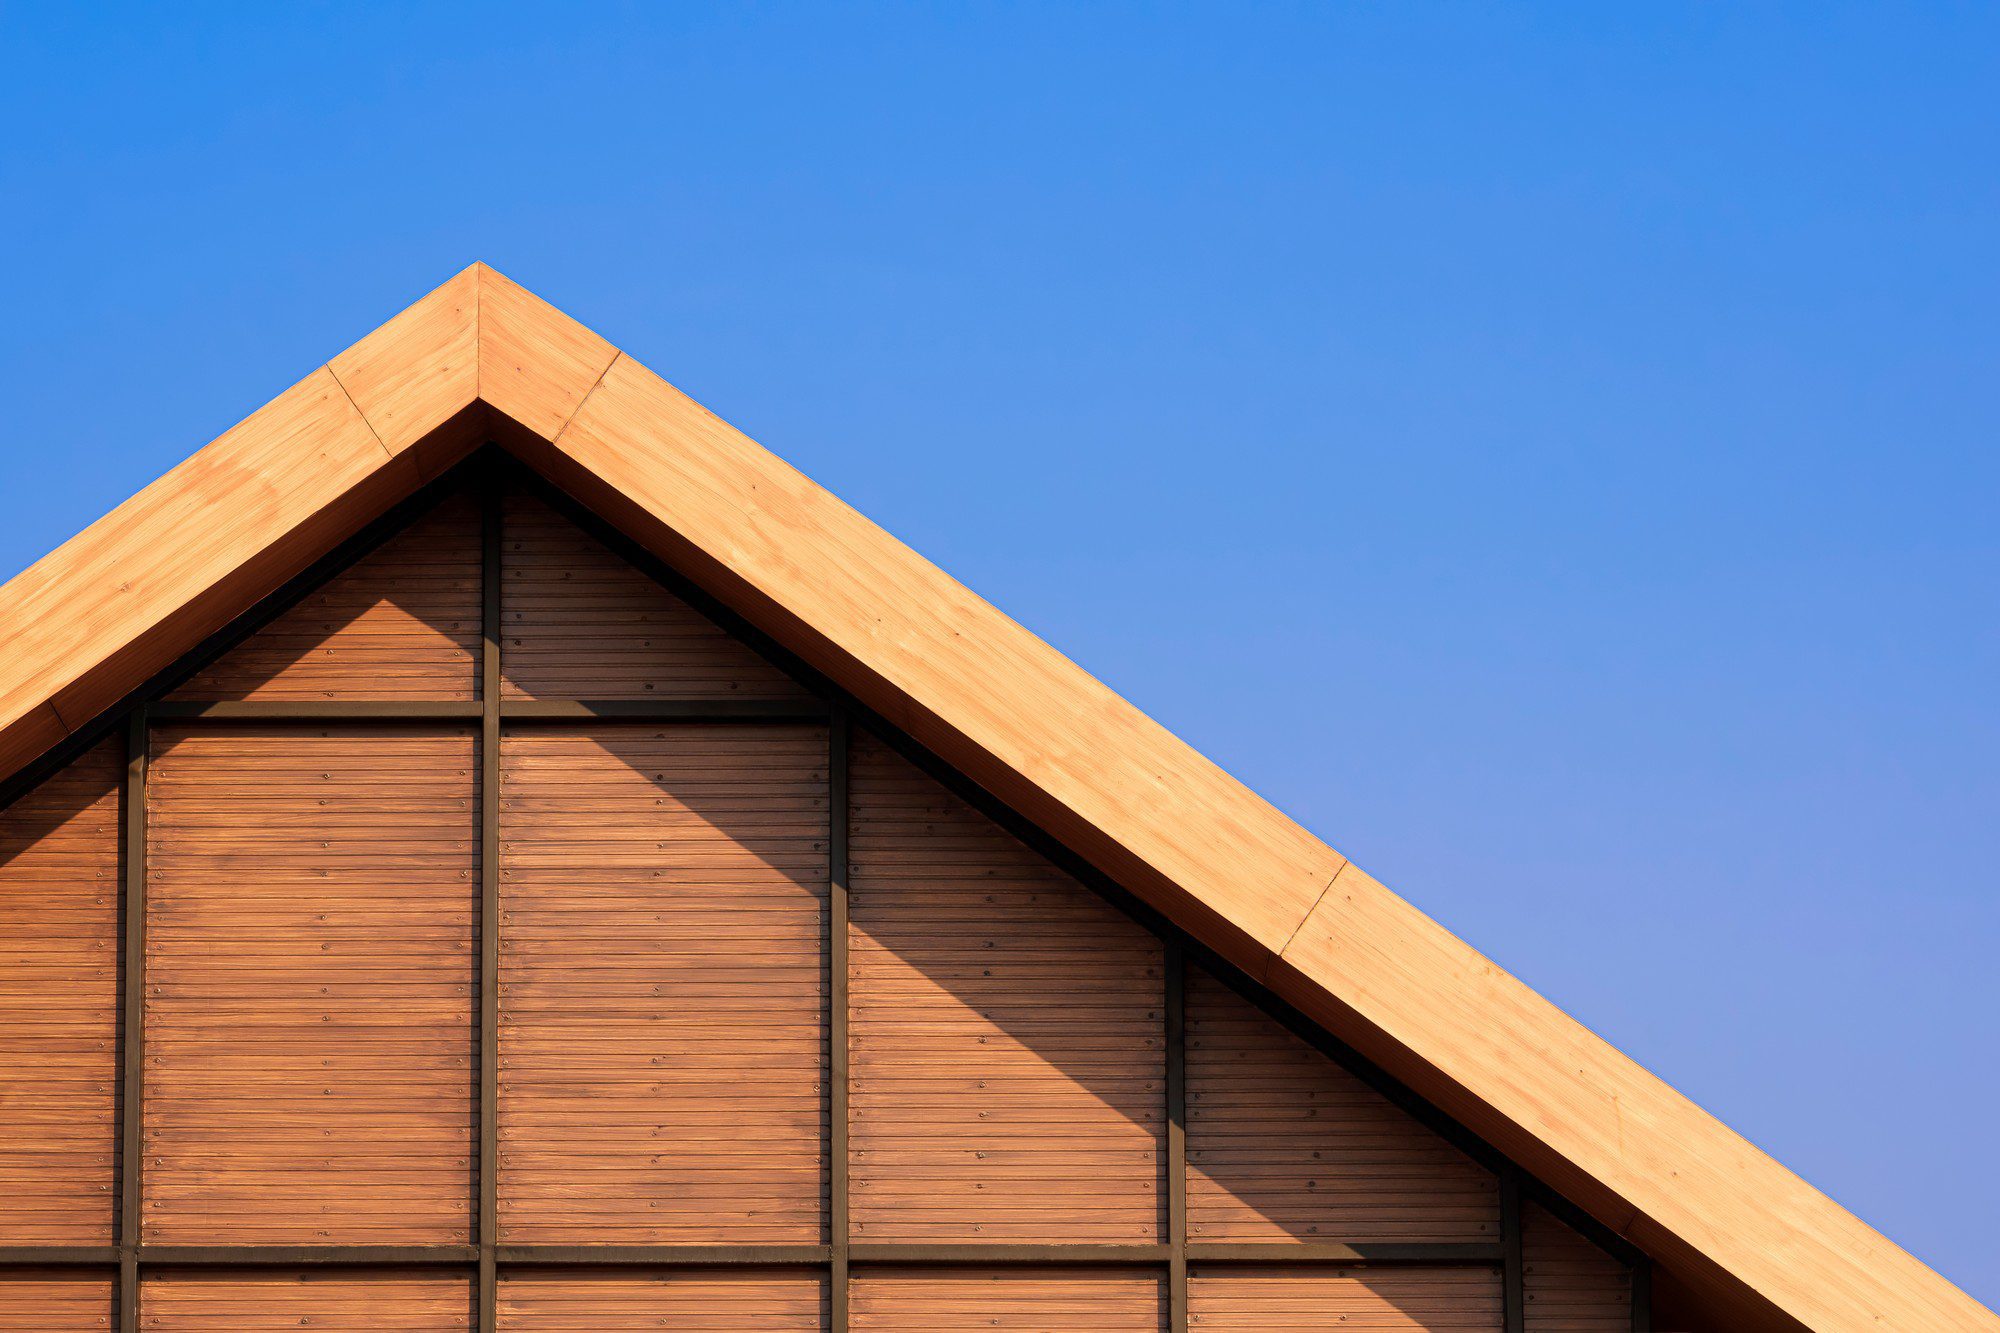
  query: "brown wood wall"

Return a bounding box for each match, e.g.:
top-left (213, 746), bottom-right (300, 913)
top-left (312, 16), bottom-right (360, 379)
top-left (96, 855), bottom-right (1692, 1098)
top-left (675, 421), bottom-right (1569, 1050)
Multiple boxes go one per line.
top-left (1524, 1204), bottom-right (1631, 1332)
top-left (498, 725), bottom-right (828, 1243)
top-left (171, 495), bottom-right (482, 702)
top-left (497, 1269), bottom-right (827, 1329)
top-left (143, 726), bottom-right (477, 1243)
top-left (141, 1269), bottom-right (472, 1329)
top-left (1189, 1265), bottom-right (1503, 1331)
top-left (499, 494), bottom-right (808, 702)
top-left (0, 741), bottom-right (121, 1244)
top-left (849, 732), bottom-right (1166, 1243)
top-left (0, 474), bottom-right (1642, 1328)
top-left (850, 1267), bottom-right (1166, 1330)
top-left (1186, 967), bottom-right (1497, 1243)
top-left (0, 1269), bottom-right (115, 1330)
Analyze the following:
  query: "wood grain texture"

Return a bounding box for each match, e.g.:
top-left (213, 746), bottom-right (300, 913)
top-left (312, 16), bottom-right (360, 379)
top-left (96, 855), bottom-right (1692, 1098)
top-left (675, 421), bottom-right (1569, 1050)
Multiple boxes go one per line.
top-left (500, 493), bottom-right (808, 702)
top-left (0, 1268), bottom-right (115, 1329)
top-left (142, 726), bottom-right (476, 1243)
top-left (1186, 968), bottom-right (1495, 1244)
top-left (0, 740), bottom-right (121, 1243)
top-left (497, 1268), bottom-right (826, 1329)
top-left (328, 265), bottom-right (479, 460)
top-left (170, 493), bottom-right (481, 701)
top-left (848, 732), bottom-right (1164, 1243)
top-left (476, 265), bottom-right (618, 444)
top-left (498, 725), bottom-right (828, 1243)
top-left (1524, 1204), bottom-right (1629, 1332)
top-left (140, 1269), bottom-right (471, 1330)
top-left (851, 1267), bottom-right (1165, 1331)
top-left (1188, 1264), bottom-right (1502, 1331)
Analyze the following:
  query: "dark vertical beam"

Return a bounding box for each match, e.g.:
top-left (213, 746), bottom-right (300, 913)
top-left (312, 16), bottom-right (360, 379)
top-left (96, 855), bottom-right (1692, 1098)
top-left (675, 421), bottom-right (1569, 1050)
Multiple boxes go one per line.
top-left (118, 707), bottom-right (147, 1332)
top-left (478, 476), bottom-right (503, 1331)
top-left (828, 710), bottom-right (851, 1333)
top-left (1632, 1258), bottom-right (1653, 1333)
top-left (1501, 1169), bottom-right (1525, 1333)
top-left (1165, 939), bottom-right (1188, 1333)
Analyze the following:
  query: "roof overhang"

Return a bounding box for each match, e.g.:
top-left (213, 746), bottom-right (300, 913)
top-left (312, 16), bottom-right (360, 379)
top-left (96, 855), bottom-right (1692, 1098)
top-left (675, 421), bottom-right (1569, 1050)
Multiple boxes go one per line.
top-left (0, 264), bottom-right (1990, 1332)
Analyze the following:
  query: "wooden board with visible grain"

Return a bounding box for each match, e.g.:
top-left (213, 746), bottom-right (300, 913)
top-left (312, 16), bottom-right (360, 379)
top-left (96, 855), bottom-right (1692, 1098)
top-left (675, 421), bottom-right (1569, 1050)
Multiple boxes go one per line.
top-left (142, 726), bottom-right (476, 1243)
top-left (497, 1268), bottom-right (826, 1330)
top-left (1189, 1264), bottom-right (1502, 1331)
top-left (500, 493), bottom-right (809, 702)
top-left (1524, 1203), bottom-right (1630, 1332)
top-left (0, 740), bottom-right (121, 1244)
top-left (498, 724), bottom-right (828, 1243)
top-left (0, 1268), bottom-right (115, 1330)
top-left (851, 1266), bottom-right (1164, 1331)
top-left (848, 732), bottom-right (1165, 1243)
top-left (170, 492), bottom-right (481, 701)
top-left (1186, 968), bottom-right (1496, 1244)
top-left (141, 1269), bottom-right (472, 1330)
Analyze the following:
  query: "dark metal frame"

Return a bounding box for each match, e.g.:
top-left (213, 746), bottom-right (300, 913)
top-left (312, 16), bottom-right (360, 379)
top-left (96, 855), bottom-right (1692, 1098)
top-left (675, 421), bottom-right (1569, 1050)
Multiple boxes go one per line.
top-left (0, 448), bottom-right (1651, 1331)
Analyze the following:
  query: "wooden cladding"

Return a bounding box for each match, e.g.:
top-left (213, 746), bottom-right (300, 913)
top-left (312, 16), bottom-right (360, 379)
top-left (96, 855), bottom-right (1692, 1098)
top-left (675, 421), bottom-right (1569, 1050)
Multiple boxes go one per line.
top-left (140, 1269), bottom-right (472, 1329)
top-left (850, 1267), bottom-right (1166, 1330)
top-left (1186, 968), bottom-right (1497, 1243)
top-left (0, 741), bottom-right (120, 1244)
top-left (143, 726), bottom-right (477, 1243)
top-left (499, 493), bottom-right (808, 702)
top-left (848, 733), bottom-right (1166, 1243)
top-left (0, 1269), bottom-right (115, 1330)
top-left (497, 1269), bottom-right (827, 1329)
top-left (1189, 1265), bottom-right (1503, 1330)
top-left (170, 495), bottom-right (482, 702)
top-left (1524, 1204), bottom-right (1631, 1331)
top-left (498, 725), bottom-right (829, 1243)
top-left (0, 469), bottom-right (1644, 1328)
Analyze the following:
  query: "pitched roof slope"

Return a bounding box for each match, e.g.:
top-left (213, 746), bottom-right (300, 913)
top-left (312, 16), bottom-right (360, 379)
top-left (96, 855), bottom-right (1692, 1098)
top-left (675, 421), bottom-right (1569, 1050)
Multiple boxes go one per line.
top-left (0, 265), bottom-right (1989, 1332)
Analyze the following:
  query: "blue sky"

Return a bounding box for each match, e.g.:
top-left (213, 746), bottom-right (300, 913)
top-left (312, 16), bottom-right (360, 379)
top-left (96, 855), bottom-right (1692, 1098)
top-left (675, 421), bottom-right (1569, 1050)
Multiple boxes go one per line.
top-left (2, 2), bottom-right (1995, 1305)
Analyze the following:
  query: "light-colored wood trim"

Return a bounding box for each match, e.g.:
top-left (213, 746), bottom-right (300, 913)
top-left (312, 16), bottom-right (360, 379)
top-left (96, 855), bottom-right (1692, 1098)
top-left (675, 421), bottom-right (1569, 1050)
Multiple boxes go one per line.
top-left (0, 266), bottom-right (1989, 1333)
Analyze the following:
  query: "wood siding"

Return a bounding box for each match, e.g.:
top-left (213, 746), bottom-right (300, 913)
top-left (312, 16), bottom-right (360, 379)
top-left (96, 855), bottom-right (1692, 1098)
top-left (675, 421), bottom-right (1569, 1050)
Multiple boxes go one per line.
top-left (0, 741), bottom-right (120, 1244)
top-left (1524, 1204), bottom-right (1630, 1332)
top-left (498, 725), bottom-right (828, 1243)
top-left (1186, 968), bottom-right (1497, 1243)
top-left (849, 732), bottom-right (1165, 1243)
top-left (497, 1269), bottom-right (826, 1329)
top-left (141, 1269), bottom-right (472, 1329)
top-left (0, 1269), bottom-right (115, 1329)
top-left (499, 493), bottom-right (808, 702)
top-left (851, 1267), bottom-right (1165, 1331)
top-left (170, 494), bottom-right (481, 701)
top-left (143, 726), bottom-right (477, 1243)
top-left (1189, 1264), bottom-right (1503, 1330)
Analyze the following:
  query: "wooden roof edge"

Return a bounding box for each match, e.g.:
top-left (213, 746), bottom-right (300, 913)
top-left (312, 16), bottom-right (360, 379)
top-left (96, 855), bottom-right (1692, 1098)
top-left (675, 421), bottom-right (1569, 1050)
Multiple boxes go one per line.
top-left (0, 266), bottom-right (1990, 1333)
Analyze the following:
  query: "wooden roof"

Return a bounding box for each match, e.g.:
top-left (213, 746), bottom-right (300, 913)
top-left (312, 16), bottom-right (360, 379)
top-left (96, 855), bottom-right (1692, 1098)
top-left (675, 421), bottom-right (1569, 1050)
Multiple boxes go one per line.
top-left (0, 264), bottom-right (1990, 1332)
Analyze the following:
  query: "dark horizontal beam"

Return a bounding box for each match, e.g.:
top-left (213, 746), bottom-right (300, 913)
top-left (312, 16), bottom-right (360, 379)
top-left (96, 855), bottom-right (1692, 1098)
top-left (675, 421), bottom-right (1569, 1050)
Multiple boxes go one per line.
top-left (496, 1244), bottom-right (830, 1266)
top-left (142, 699), bottom-right (833, 723)
top-left (0, 1240), bottom-right (1503, 1271)
top-left (148, 700), bottom-right (484, 721)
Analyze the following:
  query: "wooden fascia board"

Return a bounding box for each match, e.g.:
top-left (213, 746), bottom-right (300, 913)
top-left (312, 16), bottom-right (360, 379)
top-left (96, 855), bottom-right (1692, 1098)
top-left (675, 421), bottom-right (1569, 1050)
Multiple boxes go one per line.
top-left (0, 266), bottom-right (1991, 1333)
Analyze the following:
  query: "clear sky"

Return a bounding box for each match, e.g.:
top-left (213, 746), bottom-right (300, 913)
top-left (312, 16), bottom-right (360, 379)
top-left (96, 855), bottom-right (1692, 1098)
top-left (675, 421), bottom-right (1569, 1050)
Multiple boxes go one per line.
top-left (3, 2), bottom-right (1995, 1306)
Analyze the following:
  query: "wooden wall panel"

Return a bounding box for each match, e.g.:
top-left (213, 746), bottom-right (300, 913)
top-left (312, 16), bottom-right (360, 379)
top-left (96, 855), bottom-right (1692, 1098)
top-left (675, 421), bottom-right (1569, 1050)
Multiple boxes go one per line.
top-left (170, 494), bottom-right (481, 701)
top-left (1187, 969), bottom-right (1496, 1243)
top-left (1524, 1204), bottom-right (1631, 1332)
top-left (848, 733), bottom-right (1164, 1243)
top-left (500, 494), bottom-right (809, 701)
top-left (499, 725), bottom-right (828, 1242)
top-left (1189, 1264), bottom-right (1501, 1331)
top-left (141, 1269), bottom-right (471, 1330)
top-left (0, 1268), bottom-right (115, 1329)
top-left (851, 1267), bottom-right (1164, 1331)
top-left (497, 1268), bottom-right (826, 1329)
top-left (0, 741), bottom-right (120, 1244)
top-left (143, 726), bottom-right (476, 1243)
